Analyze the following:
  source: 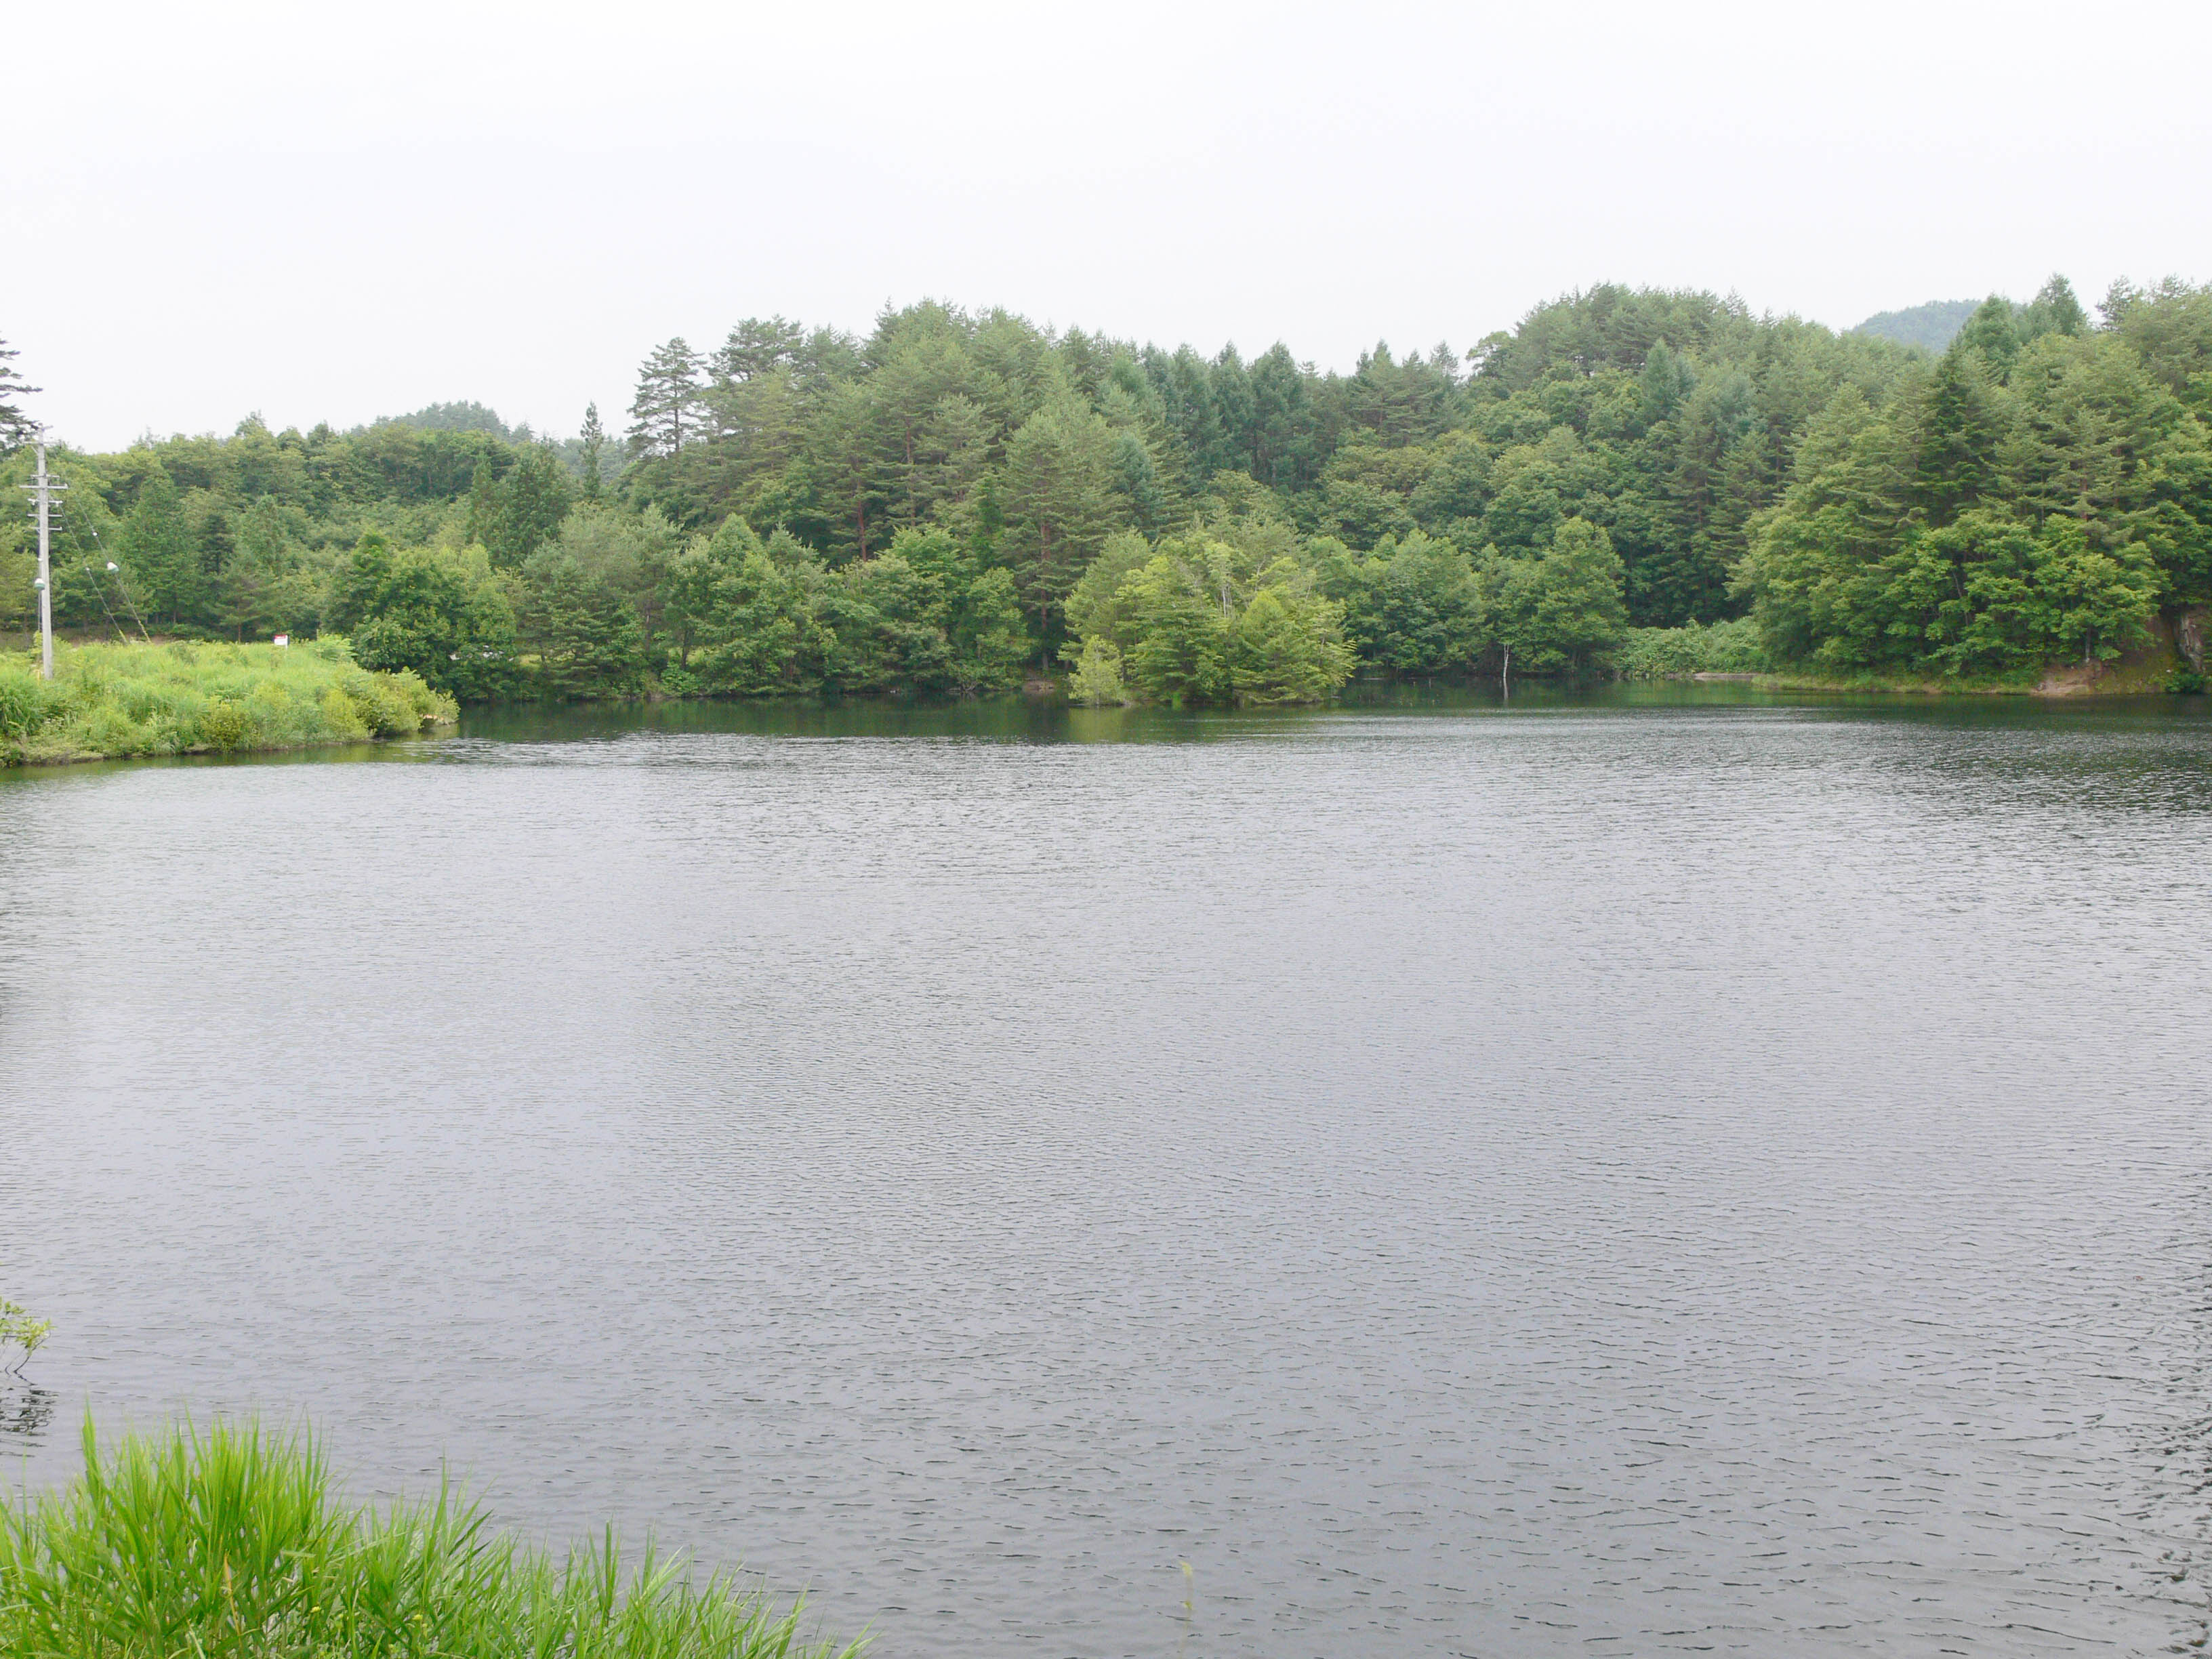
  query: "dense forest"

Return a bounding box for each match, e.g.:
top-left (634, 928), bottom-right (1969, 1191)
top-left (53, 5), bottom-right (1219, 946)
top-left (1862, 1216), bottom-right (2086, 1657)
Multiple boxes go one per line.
top-left (5, 275), bottom-right (2207, 703)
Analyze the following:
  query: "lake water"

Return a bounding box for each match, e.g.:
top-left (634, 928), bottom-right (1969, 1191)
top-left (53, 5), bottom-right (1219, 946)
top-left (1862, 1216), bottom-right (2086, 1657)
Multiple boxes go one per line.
top-left (3, 687), bottom-right (2211, 1656)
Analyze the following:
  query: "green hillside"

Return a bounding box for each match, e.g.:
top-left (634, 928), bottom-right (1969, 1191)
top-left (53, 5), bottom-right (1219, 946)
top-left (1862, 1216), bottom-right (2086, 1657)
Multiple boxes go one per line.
top-left (1851, 299), bottom-right (1980, 352)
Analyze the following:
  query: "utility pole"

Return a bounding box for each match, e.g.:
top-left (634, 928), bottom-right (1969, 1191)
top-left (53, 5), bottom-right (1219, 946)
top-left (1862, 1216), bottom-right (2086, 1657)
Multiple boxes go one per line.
top-left (19, 436), bottom-right (65, 680)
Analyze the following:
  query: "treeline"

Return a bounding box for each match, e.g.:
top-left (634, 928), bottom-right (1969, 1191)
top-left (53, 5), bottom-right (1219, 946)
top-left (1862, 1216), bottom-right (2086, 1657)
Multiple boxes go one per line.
top-left (1737, 284), bottom-right (2212, 678)
top-left (5, 276), bottom-right (2207, 703)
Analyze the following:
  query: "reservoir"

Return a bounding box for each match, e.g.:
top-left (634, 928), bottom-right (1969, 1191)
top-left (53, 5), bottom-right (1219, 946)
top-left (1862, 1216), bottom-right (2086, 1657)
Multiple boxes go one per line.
top-left (3, 687), bottom-right (2209, 1656)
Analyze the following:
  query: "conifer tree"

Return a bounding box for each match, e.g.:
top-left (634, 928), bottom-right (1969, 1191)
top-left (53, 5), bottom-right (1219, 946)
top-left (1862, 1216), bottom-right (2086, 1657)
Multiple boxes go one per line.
top-left (1002, 395), bottom-right (1121, 649)
top-left (628, 338), bottom-right (705, 460)
top-left (1952, 296), bottom-right (2022, 382)
top-left (713, 316), bottom-right (805, 385)
top-left (465, 459), bottom-right (499, 549)
top-left (0, 335), bottom-right (38, 449)
top-left (1915, 348), bottom-right (2009, 527)
top-left (578, 403), bottom-right (605, 501)
top-left (2020, 275), bottom-right (2089, 343)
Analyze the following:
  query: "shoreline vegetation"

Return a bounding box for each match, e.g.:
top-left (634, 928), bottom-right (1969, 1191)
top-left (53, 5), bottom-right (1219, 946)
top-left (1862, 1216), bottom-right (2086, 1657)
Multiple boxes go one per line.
top-left (0, 640), bottom-right (454, 767)
top-left (3, 626), bottom-right (2196, 768)
top-left (0, 1418), bottom-right (862, 1659)
top-left (5, 277), bottom-right (2207, 732)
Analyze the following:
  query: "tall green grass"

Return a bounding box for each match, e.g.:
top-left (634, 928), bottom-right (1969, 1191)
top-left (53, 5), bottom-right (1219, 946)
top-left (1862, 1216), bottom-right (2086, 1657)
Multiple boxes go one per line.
top-left (0, 1419), bottom-right (862, 1658)
top-left (0, 640), bottom-right (455, 766)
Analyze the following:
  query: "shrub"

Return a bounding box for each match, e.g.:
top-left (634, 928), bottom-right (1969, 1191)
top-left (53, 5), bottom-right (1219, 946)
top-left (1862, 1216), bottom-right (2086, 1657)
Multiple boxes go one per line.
top-left (342, 668), bottom-right (434, 736)
top-left (319, 684), bottom-right (370, 739)
top-left (1618, 616), bottom-right (1771, 679)
top-left (79, 706), bottom-right (152, 758)
top-left (1066, 637), bottom-right (1128, 706)
top-left (197, 698), bottom-right (251, 751)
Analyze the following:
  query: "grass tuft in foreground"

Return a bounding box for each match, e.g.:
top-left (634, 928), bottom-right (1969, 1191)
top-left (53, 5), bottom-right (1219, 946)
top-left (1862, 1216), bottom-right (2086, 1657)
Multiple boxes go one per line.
top-left (0, 1418), bottom-right (862, 1659)
top-left (0, 640), bottom-right (455, 766)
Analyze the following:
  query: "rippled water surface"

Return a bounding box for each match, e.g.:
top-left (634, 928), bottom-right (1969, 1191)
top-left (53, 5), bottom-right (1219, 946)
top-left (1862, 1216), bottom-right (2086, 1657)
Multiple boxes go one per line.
top-left (4, 689), bottom-right (2211, 1656)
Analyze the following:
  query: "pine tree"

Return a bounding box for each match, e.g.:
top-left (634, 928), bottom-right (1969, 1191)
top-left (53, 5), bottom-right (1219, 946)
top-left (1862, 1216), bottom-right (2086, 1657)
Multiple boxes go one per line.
top-left (712, 316), bottom-right (805, 385)
top-left (0, 335), bottom-right (39, 449)
top-left (524, 553), bottom-right (646, 698)
top-left (117, 474), bottom-right (199, 626)
top-left (1952, 296), bottom-right (2022, 382)
top-left (1248, 344), bottom-right (1317, 489)
top-left (1002, 396), bottom-right (1121, 649)
top-left (2020, 275), bottom-right (2088, 344)
top-left (578, 403), bottom-right (605, 501)
top-left (464, 459), bottom-right (500, 548)
top-left (628, 338), bottom-right (705, 460)
top-left (1638, 340), bottom-right (1692, 428)
top-left (1915, 350), bottom-right (2009, 527)
top-left (483, 446), bottom-right (573, 568)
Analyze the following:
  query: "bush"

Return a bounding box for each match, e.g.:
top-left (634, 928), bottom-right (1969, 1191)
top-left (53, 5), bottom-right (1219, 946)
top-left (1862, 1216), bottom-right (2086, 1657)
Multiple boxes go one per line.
top-left (319, 684), bottom-right (370, 738)
top-left (78, 706), bottom-right (152, 758)
top-left (1618, 616), bottom-right (1771, 679)
top-left (0, 642), bottom-right (457, 765)
top-left (197, 698), bottom-right (251, 751)
top-left (1066, 636), bottom-right (1128, 706)
top-left (0, 1419), bottom-right (861, 1659)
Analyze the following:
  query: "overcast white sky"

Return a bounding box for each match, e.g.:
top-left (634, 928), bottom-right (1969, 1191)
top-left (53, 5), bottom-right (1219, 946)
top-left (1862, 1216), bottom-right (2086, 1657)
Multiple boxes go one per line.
top-left (6, 0), bottom-right (2208, 451)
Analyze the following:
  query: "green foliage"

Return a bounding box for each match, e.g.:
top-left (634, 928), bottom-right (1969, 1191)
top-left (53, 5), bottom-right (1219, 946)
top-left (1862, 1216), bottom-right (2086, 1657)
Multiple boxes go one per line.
top-left (468, 444), bottom-right (574, 569)
top-left (1066, 635), bottom-right (1129, 705)
top-left (1231, 586), bottom-right (1358, 703)
top-left (1618, 616), bottom-right (1770, 678)
top-left (1113, 553), bottom-right (1232, 704)
top-left (521, 550), bottom-right (647, 701)
top-left (0, 661), bottom-right (66, 737)
top-left (0, 640), bottom-right (453, 765)
top-left (1487, 518), bottom-right (1631, 678)
top-left (0, 1418), bottom-right (861, 1659)
top-left (651, 523), bottom-right (1028, 699)
top-left (1063, 532), bottom-right (1354, 706)
top-left (1319, 529), bottom-right (1485, 675)
top-left (0, 1273), bottom-right (47, 1370)
top-left (333, 537), bottom-right (520, 700)
top-left (0, 334), bottom-right (37, 450)
top-left (384, 399), bottom-right (514, 438)
top-left (22, 276), bottom-right (2205, 706)
top-left (680, 527), bottom-right (813, 695)
top-left (1001, 394), bottom-right (1121, 647)
top-left (1737, 289), bottom-right (2212, 677)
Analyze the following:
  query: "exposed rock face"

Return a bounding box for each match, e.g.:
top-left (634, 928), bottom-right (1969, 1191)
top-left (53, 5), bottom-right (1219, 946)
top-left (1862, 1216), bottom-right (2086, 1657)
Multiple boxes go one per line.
top-left (2036, 657), bottom-right (2110, 696)
top-left (2177, 607), bottom-right (2207, 674)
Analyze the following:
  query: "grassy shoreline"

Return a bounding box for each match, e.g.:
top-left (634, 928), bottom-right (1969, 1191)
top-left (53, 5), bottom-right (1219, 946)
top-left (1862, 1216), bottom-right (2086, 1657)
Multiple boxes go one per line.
top-left (1718, 650), bottom-right (2190, 698)
top-left (1, 640), bottom-right (455, 767)
top-left (1618, 613), bottom-right (2198, 697)
top-left (0, 1418), bottom-right (861, 1659)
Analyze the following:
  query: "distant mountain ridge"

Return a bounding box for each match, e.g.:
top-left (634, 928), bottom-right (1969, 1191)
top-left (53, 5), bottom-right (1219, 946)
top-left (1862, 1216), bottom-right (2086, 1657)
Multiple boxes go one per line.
top-left (377, 400), bottom-right (520, 441)
top-left (1851, 300), bottom-right (1981, 352)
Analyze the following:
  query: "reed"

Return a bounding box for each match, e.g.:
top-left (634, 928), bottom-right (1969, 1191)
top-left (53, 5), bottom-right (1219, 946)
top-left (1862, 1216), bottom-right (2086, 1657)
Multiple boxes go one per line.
top-left (0, 1418), bottom-right (863, 1659)
top-left (0, 639), bottom-right (455, 766)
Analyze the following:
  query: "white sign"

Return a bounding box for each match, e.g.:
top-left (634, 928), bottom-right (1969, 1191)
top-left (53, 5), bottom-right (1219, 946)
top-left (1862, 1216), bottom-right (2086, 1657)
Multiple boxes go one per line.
top-left (272, 634), bottom-right (289, 647)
